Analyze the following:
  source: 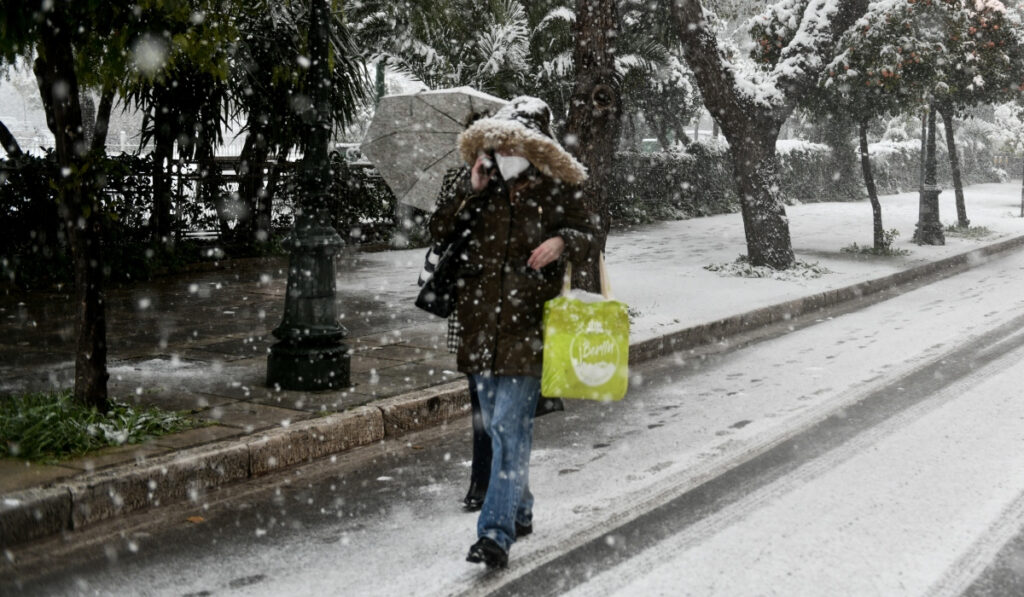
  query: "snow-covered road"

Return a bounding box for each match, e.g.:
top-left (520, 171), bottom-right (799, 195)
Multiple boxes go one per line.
top-left (9, 246), bottom-right (1024, 596)
top-left (563, 321), bottom-right (1024, 597)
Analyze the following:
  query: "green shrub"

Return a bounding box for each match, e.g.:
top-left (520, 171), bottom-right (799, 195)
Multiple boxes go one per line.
top-left (841, 229), bottom-right (911, 256)
top-left (0, 390), bottom-right (198, 463)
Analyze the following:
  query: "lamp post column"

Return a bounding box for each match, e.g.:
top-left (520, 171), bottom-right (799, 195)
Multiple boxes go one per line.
top-left (266, 0), bottom-right (350, 391)
top-left (914, 103), bottom-right (945, 246)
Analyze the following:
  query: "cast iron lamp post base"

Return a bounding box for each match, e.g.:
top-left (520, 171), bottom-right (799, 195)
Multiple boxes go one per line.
top-left (266, 210), bottom-right (351, 391)
top-left (267, 341), bottom-right (350, 391)
top-left (913, 185), bottom-right (945, 246)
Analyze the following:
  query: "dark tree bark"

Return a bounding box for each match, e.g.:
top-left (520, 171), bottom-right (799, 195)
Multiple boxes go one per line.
top-left (939, 107), bottom-right (968, 228)
top-left (80, 92), bottom-right (96, 150)
top-left (670, 0), bottom-right (870, 269)
top-left (91, 83), bottom-right (115, 154)
top-left (652, 117), bottom-right (672, 151)
top-left (150, 112), bottom-right (175, 242)
top-left (237, 129), bottom-right (270, 244)
top-left (858, 120), bottom-right (884, 250)
top-left (375, 59), bottom-right (387, 103)
top-left (35, 9), bottom-right (110, 411)
top-left (564, 0), bottom-right (622, 292)
top-left (0, 119), bottom-right (24, 158)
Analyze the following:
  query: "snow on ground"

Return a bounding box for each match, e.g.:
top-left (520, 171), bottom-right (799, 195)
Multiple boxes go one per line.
top-left (578, 336), bottom-right (1024, 596)
top-left (608, 181), bottom-right (1024, 343)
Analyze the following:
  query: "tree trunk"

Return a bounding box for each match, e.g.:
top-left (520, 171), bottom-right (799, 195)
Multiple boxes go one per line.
top-left (80, 92), bottom-right (96, 150)
top-left (375, 59), bottom-right (387, 104)
top-left (151, 103), bottom-right (175, 242)
top-left (939, 108), bottom-right (968, 228)
top-left (730, 132), bottom-right (795, 268)
top-left (859, 120), bottom-right (884, 250)
top-left (653, 118), bottom-right (672, 152)
top-left (1020, 156), bottom-right (1023, 218)
top-left (670, 0), bottom-right (869, 269)
top-left (673, 124), bottom-right (691, 146)
top-left (35, 12), bottom-right (109, 411)
top-left (564, 0), bottom-right (622, 292)
top-left (91, 83), bottom-right (115, 154)
top-left (0, 119), bottom-right (24, 158)
top-left (238, 130), bottom-right (269, 244)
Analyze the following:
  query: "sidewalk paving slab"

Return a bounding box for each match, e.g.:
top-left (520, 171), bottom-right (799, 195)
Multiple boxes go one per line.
top-left (3, 181), bottom-right (1024, 550)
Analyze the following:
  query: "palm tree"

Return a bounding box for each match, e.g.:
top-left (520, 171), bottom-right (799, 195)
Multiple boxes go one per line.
top-left (231, 0), bottom-right (370, 244)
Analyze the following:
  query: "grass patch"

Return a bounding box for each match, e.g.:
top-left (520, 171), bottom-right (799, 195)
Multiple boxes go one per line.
top-left (704, 255), bottom-right (833, 280)
top-left (944, 224), bottom-right (993, 239)
top-left (841, 243), bottom-right (911, 257)
top-left (841, 228), bottom-right (910, 257)
top-left (1, 390), bottom-right (198, 463)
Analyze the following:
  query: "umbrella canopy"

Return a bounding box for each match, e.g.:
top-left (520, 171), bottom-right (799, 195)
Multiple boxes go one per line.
top-left (361, 87), bottom-right (507, 213)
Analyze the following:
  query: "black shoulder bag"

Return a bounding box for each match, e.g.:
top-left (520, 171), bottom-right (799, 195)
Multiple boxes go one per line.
top-left (415, 232), bottom-right (471, 318)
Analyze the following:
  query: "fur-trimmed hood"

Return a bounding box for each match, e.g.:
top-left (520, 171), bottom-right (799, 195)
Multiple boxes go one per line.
top-left (458, 96), bottom-right (588, 185)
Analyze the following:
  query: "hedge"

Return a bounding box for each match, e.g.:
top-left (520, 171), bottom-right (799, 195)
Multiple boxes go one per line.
top-left (608, 139), bottom-right (1006, 226)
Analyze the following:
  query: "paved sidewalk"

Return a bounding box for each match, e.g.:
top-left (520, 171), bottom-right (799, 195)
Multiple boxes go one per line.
top-left (3, 181), bottom-right (1024, 547)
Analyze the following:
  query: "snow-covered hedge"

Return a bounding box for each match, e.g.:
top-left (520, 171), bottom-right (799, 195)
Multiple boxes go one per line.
top-left (609, 138), bottom-right (1005, 226)
top-left (868, 140), bottom-right (1006, 194)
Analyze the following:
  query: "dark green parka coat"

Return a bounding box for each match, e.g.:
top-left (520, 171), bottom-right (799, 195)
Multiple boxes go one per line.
top-left (428, 171), bottom-right (595, 378)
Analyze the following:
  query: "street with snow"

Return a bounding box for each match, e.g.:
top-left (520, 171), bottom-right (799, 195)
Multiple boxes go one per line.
top-left (9, 222), bottom-right (1024, 597)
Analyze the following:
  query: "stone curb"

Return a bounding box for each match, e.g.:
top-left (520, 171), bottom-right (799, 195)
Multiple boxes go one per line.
top-left (4, 234), bottom-right (1024, 548)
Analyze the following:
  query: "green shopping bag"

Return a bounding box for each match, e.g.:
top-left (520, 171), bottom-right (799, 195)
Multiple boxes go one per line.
top-left (541, 255), bottom-right (629, 401)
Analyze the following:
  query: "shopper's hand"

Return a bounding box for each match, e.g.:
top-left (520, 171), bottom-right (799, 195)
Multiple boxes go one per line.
top-left (528, 236), bottom-right (565, 271)
top-left (470, 154), bottom-right (493, 192)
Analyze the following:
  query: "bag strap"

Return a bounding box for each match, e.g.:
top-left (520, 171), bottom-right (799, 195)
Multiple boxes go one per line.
top-left (561, 252), bottom-right (612, 299)
top-left (599, 252), bottom-right (612, 299)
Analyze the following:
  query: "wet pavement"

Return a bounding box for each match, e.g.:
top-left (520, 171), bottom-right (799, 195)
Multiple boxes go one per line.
top-left (0, 249), bottom-right (459, 493)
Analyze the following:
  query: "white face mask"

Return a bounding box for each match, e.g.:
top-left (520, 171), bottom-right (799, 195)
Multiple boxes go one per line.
top-left (495, 153), bottom-right (531, 181)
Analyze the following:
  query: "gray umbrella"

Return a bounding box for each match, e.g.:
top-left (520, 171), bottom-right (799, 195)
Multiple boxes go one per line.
top-left (360, 87), bottom-right (507, 213)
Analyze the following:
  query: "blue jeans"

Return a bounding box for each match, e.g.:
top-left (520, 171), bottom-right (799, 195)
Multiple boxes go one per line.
top-left (470, 373), bottom-right (541, 553)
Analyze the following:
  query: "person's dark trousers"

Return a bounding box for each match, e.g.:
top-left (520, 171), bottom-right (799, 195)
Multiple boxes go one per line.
top-left (464, 375), bottom-right (491, 510)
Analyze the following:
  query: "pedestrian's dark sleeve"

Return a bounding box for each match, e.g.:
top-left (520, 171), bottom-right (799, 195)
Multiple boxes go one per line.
top-left (428, 167), bottom-right (478, 245)
top-left (557, 186), bottom-right (598, 265)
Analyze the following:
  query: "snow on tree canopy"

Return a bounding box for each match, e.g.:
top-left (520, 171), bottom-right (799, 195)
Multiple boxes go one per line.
top-left (741, 0), bottom-right (856, 107)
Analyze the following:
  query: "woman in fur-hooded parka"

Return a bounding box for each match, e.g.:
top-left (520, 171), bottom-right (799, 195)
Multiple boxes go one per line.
top-left (428, 97), bottom-right (597, 379)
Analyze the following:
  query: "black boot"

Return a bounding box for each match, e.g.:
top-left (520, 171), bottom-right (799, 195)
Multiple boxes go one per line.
top-left (466, 537), bottom-right (508, 569)
top-left (463, 481), bottom-right (487, 511)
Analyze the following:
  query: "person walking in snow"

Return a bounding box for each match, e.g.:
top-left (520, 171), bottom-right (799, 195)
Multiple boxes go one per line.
top-left (428, 97), bottom-right (596, 568)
